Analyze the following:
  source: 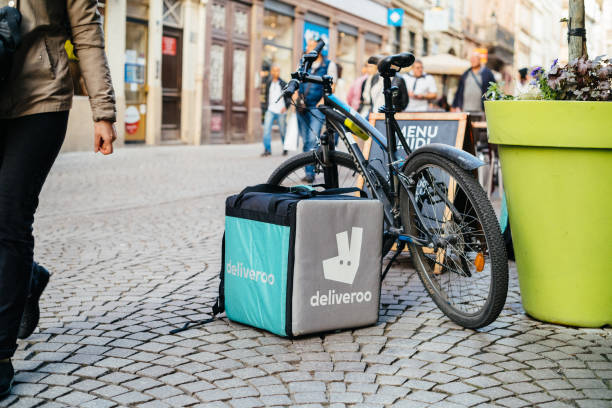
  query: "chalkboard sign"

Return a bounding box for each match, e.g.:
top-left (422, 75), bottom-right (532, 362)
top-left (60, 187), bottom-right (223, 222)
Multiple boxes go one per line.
top-left (363, 112), bottom-right (470, 180)
top-left (358, 112), bottom-right (473, 257)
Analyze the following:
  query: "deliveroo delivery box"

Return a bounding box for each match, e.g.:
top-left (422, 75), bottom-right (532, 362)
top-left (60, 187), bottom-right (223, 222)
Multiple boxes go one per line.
top-left (223, 185), bottom-right (383, 337)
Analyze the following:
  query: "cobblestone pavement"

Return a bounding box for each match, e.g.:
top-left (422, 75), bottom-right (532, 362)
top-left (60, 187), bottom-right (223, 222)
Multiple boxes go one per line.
top-left (1, 143), bottom-right (610, 408)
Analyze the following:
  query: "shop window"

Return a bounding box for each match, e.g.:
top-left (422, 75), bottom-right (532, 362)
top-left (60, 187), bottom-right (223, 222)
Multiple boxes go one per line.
top-left (163, 0), bottom-right (183, 28)
top-left (393, 26), bottom-right (401, 54)
top-left (262, 10), bottom-right (294, 83)
top-left (210, 44), bottom-right (225, 101)
top-left (365, 40), bottom-right (381, 60)
top-left (337, 31), bottom-right (357, 85)
top-left (211, 3), bottom-right (226, 30)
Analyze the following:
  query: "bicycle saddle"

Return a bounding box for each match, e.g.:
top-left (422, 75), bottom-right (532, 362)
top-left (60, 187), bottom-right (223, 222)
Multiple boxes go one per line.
top-left (368, 52), bottom-right (415, 77)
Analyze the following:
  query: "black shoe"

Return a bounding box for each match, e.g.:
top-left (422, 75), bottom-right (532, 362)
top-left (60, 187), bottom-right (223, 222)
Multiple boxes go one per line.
top-left (18, 263), bottom-right (50, 340)
top-left (261, 151), bottom-right (271, 157)
top-left (0, 359), bottom-right (14, 399)
top-left (283, 150), bottom-right (288, 156)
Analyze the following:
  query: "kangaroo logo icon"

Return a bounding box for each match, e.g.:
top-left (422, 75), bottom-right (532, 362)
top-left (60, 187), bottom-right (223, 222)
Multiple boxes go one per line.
top-left (322, 227), bottom-right (363, 284)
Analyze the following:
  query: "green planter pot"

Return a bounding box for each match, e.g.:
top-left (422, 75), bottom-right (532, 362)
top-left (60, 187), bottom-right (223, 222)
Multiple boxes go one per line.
top-left (485, 100), bottom-right (612, 328)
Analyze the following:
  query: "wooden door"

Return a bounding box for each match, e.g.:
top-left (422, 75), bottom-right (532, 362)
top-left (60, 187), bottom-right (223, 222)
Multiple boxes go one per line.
top-left (162, 26), bottom-right (182, 141)
top-left (206, 0), bottom-right (251, 143)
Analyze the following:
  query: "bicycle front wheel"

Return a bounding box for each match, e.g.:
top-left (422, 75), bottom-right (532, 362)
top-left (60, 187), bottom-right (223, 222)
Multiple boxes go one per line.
top-left (399, 153), bottom-right (508, 328)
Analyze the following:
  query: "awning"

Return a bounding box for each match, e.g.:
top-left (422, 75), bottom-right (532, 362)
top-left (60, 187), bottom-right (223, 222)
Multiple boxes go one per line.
top-left (413, 53), bottom-right (471, 76)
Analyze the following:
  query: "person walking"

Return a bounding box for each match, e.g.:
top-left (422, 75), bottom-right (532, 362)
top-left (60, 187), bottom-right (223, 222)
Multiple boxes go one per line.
top-left (403, 60), bottom-right (437, 112)
top-left (452, 51), bottom-right (496, 113)
top-left (346, 63), bottom-right (368, 110)
top-left (0, 0), bottom-right (117, 398)
top-left (295, 37), bottom-right (336, 183)
top-left (261, 66), bottom-right (290, 156)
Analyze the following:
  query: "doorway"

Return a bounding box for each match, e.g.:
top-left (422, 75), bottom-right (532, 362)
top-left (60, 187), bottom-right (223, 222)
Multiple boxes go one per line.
top-left (161, 26), bottom-right (183, 141)
top-left (205, 0), bottom-right (251, 143)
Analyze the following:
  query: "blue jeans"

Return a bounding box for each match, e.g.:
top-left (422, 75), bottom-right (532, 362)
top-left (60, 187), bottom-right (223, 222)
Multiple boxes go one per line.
top-left (297, 108), bottom-right (324, 178)
top-left (262, 110), bottom-right (286, 153)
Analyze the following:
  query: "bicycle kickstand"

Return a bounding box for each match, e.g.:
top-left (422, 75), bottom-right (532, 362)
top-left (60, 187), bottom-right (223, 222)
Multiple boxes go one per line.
top-left (382, 241), bottom-right (406, 281)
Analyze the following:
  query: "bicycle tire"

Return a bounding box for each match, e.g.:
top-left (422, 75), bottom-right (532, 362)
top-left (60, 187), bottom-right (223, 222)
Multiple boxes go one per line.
top-left (399, 153), bottom-right (508, 329)
top-left (268, 150), bottom-right (395, 256)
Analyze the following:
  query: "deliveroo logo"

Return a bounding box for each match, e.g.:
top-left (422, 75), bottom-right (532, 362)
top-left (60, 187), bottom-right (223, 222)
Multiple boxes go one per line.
top-left (322, 227), bottom-right (363, 284)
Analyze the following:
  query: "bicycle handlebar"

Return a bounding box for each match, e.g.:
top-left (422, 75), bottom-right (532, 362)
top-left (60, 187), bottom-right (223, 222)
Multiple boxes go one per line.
top-left (281, 39), bottom-right (326, 98)
top-left (313, 39), bottom-right (325, 55)
top-left (283, 79), bottom-right (300, 97)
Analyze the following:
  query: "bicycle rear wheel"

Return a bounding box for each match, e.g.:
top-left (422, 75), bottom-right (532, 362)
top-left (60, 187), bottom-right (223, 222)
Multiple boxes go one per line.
top-left (268, 150), bottom-right (395, 256)
top-left (399, 153), bottom-right (508, 328)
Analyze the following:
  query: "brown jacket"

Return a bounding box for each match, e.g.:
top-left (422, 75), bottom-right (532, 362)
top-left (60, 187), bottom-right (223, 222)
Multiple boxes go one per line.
top-left (0, 0), bottom-right (116, 122)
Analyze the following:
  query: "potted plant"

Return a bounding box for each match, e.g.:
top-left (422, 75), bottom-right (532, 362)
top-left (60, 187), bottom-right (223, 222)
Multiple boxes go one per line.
top-left (484, 54), bottom-right (611, 327)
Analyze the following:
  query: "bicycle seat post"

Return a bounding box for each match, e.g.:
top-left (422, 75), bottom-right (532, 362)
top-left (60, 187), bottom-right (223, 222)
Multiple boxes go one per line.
top-left (382, 75), bottom-right (398, 194)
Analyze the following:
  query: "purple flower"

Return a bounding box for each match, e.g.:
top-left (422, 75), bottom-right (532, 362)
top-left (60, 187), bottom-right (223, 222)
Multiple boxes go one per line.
top-left (550, 58), bottom-right (558, 70)
top-left (531, 66), bottom-right (542, 77)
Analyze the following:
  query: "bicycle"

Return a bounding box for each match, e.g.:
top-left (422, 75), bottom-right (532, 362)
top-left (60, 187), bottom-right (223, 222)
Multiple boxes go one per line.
top-left (268, 40), bottom-right (508, 329)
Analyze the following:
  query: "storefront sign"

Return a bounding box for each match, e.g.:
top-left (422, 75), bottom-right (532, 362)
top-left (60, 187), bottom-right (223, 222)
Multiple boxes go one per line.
top-left (162, 36), bottom-right (177, 56)
top-left (211, 114), bottom-right (223, 132)
top-left (125, 106), bottom-right (141, 135)
top-left (303, 21), bottom-right (329, 55)
top-left (387, 8), bottom-right (404, 27)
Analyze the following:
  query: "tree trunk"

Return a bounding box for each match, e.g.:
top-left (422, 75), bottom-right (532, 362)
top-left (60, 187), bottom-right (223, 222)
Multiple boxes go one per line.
top-left (568, 0), bottom-right (587, 60)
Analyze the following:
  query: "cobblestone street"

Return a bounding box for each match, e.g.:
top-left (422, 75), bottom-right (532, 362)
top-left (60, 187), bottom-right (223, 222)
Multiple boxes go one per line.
top-left (1, 143), bottom-right (610, 408)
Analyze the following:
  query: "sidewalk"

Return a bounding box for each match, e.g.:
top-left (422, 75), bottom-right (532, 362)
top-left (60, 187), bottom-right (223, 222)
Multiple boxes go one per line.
top-left (1, 143), bottom-right (610, 408)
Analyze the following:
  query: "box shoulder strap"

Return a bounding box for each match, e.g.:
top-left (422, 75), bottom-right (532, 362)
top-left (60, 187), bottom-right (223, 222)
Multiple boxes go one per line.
top-left (170, 232), bottom-right (225, 334)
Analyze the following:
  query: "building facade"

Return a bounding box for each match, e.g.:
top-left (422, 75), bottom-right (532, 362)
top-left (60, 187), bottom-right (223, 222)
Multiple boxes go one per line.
top-left (62, 0), bottom-right (390, 151)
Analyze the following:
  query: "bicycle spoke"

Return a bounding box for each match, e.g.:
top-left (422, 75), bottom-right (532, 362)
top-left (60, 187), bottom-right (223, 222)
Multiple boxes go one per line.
top-left (406, 164), bottom-right (494, 316)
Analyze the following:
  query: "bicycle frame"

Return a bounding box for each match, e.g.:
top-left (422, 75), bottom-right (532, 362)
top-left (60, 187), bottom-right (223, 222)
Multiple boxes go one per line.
top-left (318, 92), bottom-right (436, 247)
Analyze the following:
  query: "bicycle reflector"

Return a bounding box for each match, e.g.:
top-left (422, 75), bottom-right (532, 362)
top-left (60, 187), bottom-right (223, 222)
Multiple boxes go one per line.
top-left (475, 252), bottom-right (485, 272)
top-left (344, 118), bottom-right (369, 141)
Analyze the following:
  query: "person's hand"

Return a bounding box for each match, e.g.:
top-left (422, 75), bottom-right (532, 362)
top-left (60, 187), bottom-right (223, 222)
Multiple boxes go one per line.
top-left (451, 107), bottom-right (461, 112)
top-left (408, 91), bottom-right (415, 99)
top-left (94, 120), bottom-right (117, 155)
top-left (281, 107), bottom-right (287, 114)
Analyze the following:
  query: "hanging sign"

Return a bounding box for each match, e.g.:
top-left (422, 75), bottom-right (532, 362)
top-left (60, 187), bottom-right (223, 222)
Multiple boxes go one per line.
top-left (387, 8), bottom-right (404, 27)
top-left (424, 8), bottom-right (450, 32)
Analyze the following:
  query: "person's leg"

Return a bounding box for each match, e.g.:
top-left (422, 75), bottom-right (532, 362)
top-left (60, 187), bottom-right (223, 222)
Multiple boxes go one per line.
top-left (0, 112), bottom-right (67, 360)
top-left (262, 110), bottom-right (274, 154)
top-left (303, 109), bottom-right (324, 179)
top-left (297, 111), bottom-right (309, 151)
top-left (277, 113), bottom-right (287, 146)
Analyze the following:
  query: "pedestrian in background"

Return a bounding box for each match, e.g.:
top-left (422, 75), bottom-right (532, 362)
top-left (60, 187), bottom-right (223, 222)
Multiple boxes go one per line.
top-left (261, 66), bottom-right (290, 157)
top-left (361, 61), bottom-right (408, 115)
top-left (515, 67), bottom-right (530, 94)
top-left (452, 51), bottom-right (496, 113)
top-left (333, 63), bottom-right (348, 103)
top-left (295, 37), bottom-right (336, 183)
top-left (358, 62), bottom-right (378, 117)
top-left (346, 63), bottom-right (368, 110)
top-left (403, 60), bottom-right (437, 112)
top-left (0, 0), bottom-right (117, 398)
